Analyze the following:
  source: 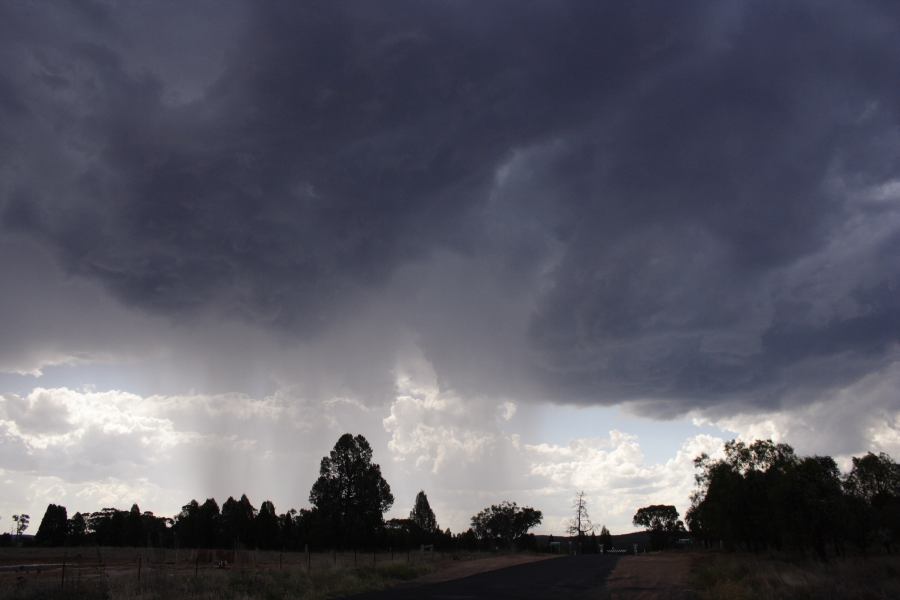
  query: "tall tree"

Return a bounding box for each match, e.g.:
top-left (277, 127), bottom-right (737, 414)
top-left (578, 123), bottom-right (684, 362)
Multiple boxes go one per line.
top-left (633, 505), bottom-right (679, 550)
top-left (309, 434), bottom-right (394, 547)
top-left (221, 494), bottom-right (257, 547)
top-left (845, 452), bottom-right (900, 502)
top-left (844, 451), bottom-right (900, 552)
top-left (175, 500), bottom-right (201, 547)
top-left (566, 491), bottom-right (594, 540)
top-left (471, 501), bottom-right (542, 549)
top-left (127, 504), bottom-right (144, 547)
top-left (67, 512), bottom-right (87, 546)
top-left (197, 498), bottom-right (221, 548)
top-left (410, 490), bottom-right (439, 533)
top-left (12, 514), bottom-right (30, 538)
top-left (255, 500), bottom-right (279, 549)
top-left (35, 504), bottom-right (68, 546)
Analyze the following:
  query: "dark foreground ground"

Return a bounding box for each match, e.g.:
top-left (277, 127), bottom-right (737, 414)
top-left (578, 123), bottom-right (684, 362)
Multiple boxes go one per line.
top-left (348, 554), bottom-right (621, 600)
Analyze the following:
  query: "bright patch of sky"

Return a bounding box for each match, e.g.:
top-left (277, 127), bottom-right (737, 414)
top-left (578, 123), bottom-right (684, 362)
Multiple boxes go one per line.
top-left (499, 403), bottom-right (736, 465)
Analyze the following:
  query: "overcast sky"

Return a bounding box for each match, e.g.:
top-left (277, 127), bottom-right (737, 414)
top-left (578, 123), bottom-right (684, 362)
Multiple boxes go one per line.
top-left (2, 0), bottom-right (899, 535)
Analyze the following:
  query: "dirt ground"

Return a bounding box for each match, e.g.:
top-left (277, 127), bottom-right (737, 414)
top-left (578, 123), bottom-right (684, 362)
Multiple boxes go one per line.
top-left (352, 554), bottom-right (617, 599)
top-left (604, 553), bottom-right (694, 600)
top-left (416, 553), bottom-right (559, 583)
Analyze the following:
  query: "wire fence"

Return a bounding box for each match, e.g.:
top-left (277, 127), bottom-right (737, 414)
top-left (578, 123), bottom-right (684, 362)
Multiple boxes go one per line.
top-left (0, 545), bottom-right (441, 596)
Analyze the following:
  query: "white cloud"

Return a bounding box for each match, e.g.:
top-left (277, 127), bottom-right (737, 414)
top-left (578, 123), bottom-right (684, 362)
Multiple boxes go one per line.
top-left (373, 357), bottom-right (737, 533)
top-left (694, 356), bottom-right (900, 459)
top-left (497, 401), bottom-right (517, 421)
top-left (384, 363), bottom-right (500, 473)
top-left (523, 432), bottom-right (725, 532)
top-left (0, 385), bottom-right (383, 527)
top-left (3, 358), bottom-right (897, 537)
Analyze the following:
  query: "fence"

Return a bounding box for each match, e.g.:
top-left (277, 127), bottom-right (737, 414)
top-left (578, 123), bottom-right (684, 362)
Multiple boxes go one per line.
top-left (0, 545), bottom-right (442, 596)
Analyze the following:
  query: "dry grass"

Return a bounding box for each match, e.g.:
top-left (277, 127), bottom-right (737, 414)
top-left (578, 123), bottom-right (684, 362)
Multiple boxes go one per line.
top-left (0, 548), bottom-right (539, 599)
top-left (605, 553), bottom-right (693, 599)
top-left (1, 562), bottom-right (430, 600)
top-left (691, 552), bottom-right (900, 600)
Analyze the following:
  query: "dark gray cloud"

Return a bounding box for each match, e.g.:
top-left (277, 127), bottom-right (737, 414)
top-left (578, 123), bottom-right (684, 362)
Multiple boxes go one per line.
top-left (1, 1), bottom-right (899, 415)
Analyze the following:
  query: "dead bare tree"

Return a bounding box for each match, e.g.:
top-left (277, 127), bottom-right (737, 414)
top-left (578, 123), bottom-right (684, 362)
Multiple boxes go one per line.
top-left (566, 491), bottom-right (594, 547)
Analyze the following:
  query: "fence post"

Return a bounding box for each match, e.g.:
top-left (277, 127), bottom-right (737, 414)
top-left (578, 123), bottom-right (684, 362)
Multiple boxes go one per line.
top-left (390, 546), bottom-right (393, 562)
top-left (333, 550), bottom-right (337, 567)
top-left (195, 553), bottom-right (200, 576)
top-left (306, 544), bottom-right (311, 572)
top-left (137, 554), bottom-right (142, 587)
top-left (373, 550), bottom-right (376, 566)
top-left (354, 549), bottom-right (357, 567)
top-left (60, 554), bottom-right (66, 590)
top-left (279, 551), bottom-right (283, 571)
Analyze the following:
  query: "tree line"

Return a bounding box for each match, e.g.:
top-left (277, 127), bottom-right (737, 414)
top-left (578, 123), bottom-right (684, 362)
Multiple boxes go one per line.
top-left (686, 439), bottom-right (900, 558)
top-left (9, 433), bottom-right (543, 551)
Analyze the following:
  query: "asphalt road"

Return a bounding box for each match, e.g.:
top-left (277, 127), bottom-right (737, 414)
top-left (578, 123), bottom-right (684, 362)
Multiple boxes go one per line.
top-left (348, 554), bottom-right (621, 600)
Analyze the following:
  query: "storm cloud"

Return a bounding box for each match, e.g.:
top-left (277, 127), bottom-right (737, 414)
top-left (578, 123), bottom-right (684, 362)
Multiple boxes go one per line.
top-left (2, 0), bottom-right (899, 420)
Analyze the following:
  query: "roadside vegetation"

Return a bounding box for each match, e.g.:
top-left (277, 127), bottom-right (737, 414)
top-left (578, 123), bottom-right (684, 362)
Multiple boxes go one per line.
top-left (687, 440), bottom-right (899, 558)
top-left (692, 552), bottom-right (900, 600)
top-left (0, 549), bottom-right (557, 600)
top-left (0, 559), bottom-right (432, 600)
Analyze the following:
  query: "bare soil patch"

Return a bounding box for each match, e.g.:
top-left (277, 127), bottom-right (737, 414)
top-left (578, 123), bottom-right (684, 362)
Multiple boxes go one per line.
top-left (604, 552), bottom-right (693, 600)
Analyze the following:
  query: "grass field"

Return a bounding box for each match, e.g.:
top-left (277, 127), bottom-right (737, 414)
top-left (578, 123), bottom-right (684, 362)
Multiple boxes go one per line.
top-left (691, 551), bottom-right (900, 600)
top-left (0, 547), bottom-right (450, 599)
top-left (0, 547), bottom-right (533, 599)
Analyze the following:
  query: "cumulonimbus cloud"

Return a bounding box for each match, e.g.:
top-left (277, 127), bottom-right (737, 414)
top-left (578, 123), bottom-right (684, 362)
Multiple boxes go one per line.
top-left (0, 1), bottom-right (898, 420)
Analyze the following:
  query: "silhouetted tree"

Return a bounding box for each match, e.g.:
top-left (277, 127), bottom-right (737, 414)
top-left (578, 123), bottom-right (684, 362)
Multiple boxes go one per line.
top-left (67, 512), bottom-right (87, 546)
top-left (309, 433), bottom-right (394, 547)
top-left (175, 500), bottom-right (201, 547)
top-left (788, 456), bottom-right (844, 559)
top-left (197, 498), bottom-right (220, 548)
top-left (688, 440), bottom-right (799, 552)
top-left (278, 509), bottom-right (299, 550)
top-left (35, 504), bottom-right (67, 546)
top-left (566, 491), bottom-right (593, 551)
top-left (140, 511), bottom-right (170, 547)
top-left (12, 514), bottom-right (30, 539)
top-left (410, 490), bottom-right (438, 534)
top-left (633, 505), bottom-right (679, 550)
top-left (599, 524), bottom-right (612, 550)
top-left (385, 518), bottom-right (426, 549)
top-left (221, 494), bottom-right (257, 547)
top-left (127, 504), bottom-right (144, 547)
top-left (845, 452), bottom-right (900, 501)
top-left (89, 508), bottom-right (126, 546)
top-left (255, 500), bottom-right (279, 549)
top-left (686, 439), bottom-right (900, 558)
top-left (845, 452), bottom-right (900, 552)
top-left (454, 527), bottom-right (481, 551)
top-left (471, 501), bottom-right (542, 549)
top-left (294, 508), bottom-right (331, 549)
